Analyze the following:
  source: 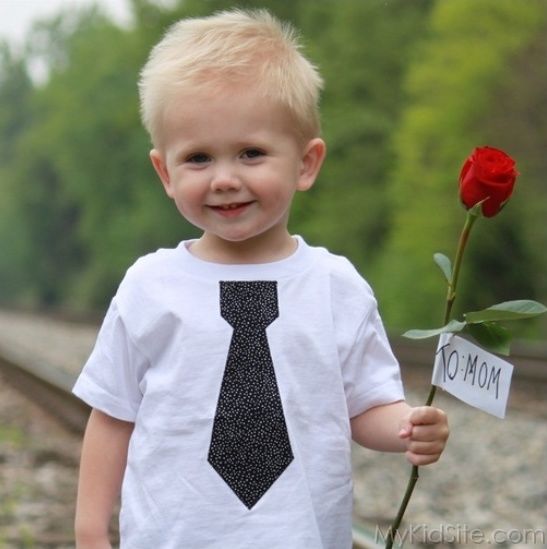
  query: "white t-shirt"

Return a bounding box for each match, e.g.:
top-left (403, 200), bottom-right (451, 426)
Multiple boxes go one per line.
top-left (73, 236), bottom-right (404, 549)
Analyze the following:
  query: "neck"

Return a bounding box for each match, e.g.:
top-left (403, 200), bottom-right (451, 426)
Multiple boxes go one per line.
top-left (190, 232), bottom-right (297, 264)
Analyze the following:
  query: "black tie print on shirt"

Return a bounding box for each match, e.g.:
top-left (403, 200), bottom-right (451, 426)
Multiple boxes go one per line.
top-left (208, 281), bottom-right (293, 509)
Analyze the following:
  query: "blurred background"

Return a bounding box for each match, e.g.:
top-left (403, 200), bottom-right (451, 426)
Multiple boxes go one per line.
top-left (1, 0), bottom-right (546, 337)
top-left (1, 2), bottom-right (546, 547)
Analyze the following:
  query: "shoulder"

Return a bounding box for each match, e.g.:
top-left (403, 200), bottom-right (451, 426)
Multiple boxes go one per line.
top-left (114, 245), bottom-right (186, 314)
top-left (109, 244), bottom-right (191, 345)
top-left (306, 243), bottom-right (375, 300)
top-left (125, 246), bottom-right (181, 282)
top-left (118, 244), bottom-right (190, 297)
top-left (300, 242), bottom-right (379, 331)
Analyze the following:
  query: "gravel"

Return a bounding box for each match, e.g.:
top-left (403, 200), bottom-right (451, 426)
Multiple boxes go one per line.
top-left (0, 310), bottom-right (545, 548)
top-left (352, 369), bottom-right (547, 548)
top-left (0, 369), bottom-right (81, 548)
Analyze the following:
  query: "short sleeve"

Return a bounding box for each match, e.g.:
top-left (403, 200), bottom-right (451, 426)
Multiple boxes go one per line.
top-left (342, 305), bottom-right (405, 418)
top-left (328, 255), bottom-right (405, 418)
top-left (72, 298), bottom-right (148, 421)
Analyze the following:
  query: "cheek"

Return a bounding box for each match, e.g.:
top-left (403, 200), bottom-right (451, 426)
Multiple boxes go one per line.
top-left (255, 170), bottom-right (299, 203)
top-left (256, 182), bottom-right (291, 208)
top-left (170, 185), bottom-right (203, 218)
top-left (271, 181), bottom-right (298, 206)
top-left (170, 175), bottom-right (204, 203)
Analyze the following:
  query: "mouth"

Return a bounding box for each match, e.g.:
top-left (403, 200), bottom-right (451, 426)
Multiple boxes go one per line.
top-left (216, 203), bottom-right (248, 210)
top-left (209, 201), bottom-right (254, 217)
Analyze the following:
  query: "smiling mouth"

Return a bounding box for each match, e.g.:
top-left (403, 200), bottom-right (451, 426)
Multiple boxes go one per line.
top-left (210, 201), bottom-right (253, 210)
top-left (209, 201), bottom-right (254, 216)
top-left (217, 203), bottom-right (247, 210)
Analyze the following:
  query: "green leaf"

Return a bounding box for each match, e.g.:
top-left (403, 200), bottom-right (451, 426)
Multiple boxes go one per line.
top-left (466, 322), bottom-right (512, 356)
top-left (465, 300), bottom-right (547, 324)
top-left (433, 252), bottom-right (452, 283)
top-left (403, 319), bottom-right (466, 339)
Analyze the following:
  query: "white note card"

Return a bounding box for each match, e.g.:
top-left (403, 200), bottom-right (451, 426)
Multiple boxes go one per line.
top-left (431, 333), bottom-right (514, 418)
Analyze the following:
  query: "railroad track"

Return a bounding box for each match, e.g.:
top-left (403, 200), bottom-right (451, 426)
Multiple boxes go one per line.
top-left (0, 353), bottom-right (90, 434)
top-left (2, 335), bottom-right (544, 436)
top-left (0, 357), bottom-right (383, 549)
top-left (0, 309), bottom-right (545, 549)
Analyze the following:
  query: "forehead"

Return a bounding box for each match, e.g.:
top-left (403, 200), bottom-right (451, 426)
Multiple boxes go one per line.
top-left (159, 84), bottom-right (300, 144)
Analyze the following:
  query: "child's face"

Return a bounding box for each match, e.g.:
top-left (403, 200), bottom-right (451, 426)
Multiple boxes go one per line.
top-left (150, 86), bottom-right (325, 261)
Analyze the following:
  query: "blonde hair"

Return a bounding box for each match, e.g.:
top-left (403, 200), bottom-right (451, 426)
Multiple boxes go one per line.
top-left (138, 9), bottom-right (323, 146)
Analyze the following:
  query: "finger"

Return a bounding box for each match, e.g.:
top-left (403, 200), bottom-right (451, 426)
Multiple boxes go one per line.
top-left (405, 439), bottom-right (446, 456)
top-left (409, 406), bottom-right (446, 426)
top-left (406, 450), bottom-right (442, 467)
top-left (409, 424), bottom-right (449, 443)
top-left (398, 422), bottom-right (413, 438)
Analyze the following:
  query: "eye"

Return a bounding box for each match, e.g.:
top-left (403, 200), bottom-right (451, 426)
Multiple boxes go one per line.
top-left (186, 152), bottom-right (211, 164)
top-left (241, 148), bottom-right (265, 160)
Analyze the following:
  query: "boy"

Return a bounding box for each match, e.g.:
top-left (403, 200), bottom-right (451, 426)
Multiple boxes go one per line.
top-left (73, 9), bottom-right (448, 549)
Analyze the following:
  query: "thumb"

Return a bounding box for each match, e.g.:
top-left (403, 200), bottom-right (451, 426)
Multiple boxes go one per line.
top-left (398, 417), bottom-right (413, 439)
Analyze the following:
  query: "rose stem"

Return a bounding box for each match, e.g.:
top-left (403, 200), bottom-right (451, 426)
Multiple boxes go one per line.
top-left (385, 209), bottom-right (479, 549)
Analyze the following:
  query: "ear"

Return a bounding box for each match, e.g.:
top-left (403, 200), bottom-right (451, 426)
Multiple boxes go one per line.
top-left (297, 138), bottom-right (326, 192)
top-left (150, 149), bottom-right (174, 198)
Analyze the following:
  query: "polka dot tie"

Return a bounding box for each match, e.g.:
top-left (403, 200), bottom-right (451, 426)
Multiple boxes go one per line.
top-left (208, 281), bottom-right (294, 509)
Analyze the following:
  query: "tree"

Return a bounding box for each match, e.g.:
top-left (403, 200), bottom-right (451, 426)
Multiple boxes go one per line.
top-left (375, 0), bottom-right (547, 332)
top-left (0, 44), bottom-right (35, 303)
top-left (291, 0), bottom-right (433, 274)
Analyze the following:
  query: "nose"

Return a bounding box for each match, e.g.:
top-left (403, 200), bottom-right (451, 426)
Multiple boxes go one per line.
top-left (210, 163), bottom-right (242, 193)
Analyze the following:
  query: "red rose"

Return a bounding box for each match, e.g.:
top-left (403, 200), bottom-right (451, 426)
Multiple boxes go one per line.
top-left (459, 146), bottom-right (518, 217)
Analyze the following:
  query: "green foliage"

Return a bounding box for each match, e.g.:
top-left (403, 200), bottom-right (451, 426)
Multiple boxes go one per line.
top-left (0, 0), bottom-right (546, 341)
top-left (465, 323), bottom-right (511, 356)
top-left (403, 299), bottom-right (546, 354)
top-left (433, 253), bottom-right (452, 284)
top-left (465, 300), bottom-right (547, 323)
top-left (0, 0), bottom-right (433, 311)
top-left (0, 46), bottom-right (35, 303)
top-left (375, 0), bottom-right (547, 335)
top-left (292, 0), bottom-right (433, 271)
top-left (0, 4), bottom-right (195, 309)
top-left (404, 320), bottom-right (467, 340)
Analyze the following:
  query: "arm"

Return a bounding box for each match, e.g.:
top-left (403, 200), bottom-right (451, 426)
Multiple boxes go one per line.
top-left (75, 408), bottom-right (134, 549)
top-left (350, 401), bottom-right (449, 466)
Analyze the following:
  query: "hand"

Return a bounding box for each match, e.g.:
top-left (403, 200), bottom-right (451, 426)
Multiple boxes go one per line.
top-left (399, 406), bottom-right (449, 466)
